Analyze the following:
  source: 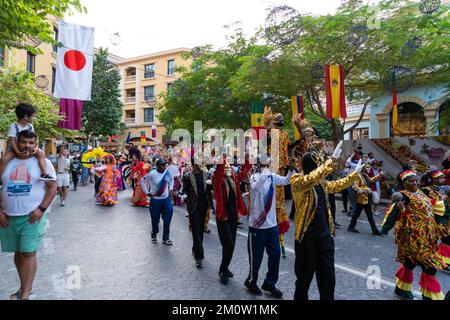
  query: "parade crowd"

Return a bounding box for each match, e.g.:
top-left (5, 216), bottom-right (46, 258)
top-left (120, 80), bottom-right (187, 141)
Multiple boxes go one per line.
top-left (0, 103), bottom-right (449, 300)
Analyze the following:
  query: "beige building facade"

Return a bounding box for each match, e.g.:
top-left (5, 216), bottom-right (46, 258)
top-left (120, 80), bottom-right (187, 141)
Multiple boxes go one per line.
top-left (116, 48), bottom-right (191, 144)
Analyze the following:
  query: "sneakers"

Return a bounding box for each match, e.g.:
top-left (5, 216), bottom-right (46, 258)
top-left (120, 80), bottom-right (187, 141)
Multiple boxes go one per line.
top-left (394, 286), bottom-right (414, 300)
top-left (347, 227), bottom-right (359, 233)
top-left (61, 200), bottom-right (66, 207)
top-left (219, 271), bottom-right (229, 285)
top-left (261, 283), bottom-right (283, 299)
top-left (162, 239), bottom-right (173, 245)
top-left (38, 174), bottom-right (55, 181)
top-left (151, 234), bottom-right (157, 243)
top-left (196, 259), bottom-right (203, 268)
top-left (372, 229), bottom-right (382, 236)
top-left (244, 279), bottom-right (262, 296)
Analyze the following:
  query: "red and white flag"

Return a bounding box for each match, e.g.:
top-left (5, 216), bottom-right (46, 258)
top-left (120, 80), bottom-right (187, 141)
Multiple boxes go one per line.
top-left (54, 21), bottom-right (94, 101)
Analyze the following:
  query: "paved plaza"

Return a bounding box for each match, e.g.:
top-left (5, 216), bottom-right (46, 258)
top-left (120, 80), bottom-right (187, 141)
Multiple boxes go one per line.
top-left (1, 184), bottom-right (449, 300)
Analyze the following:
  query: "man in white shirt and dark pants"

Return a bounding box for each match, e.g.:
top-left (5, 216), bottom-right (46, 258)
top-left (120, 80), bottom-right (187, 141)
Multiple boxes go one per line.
top-left (0, 130), bottom-right (57, 300)
top-left (141, 159), bottom-right (174, 245)
top-left (245, 156), bottom-right (296, 298)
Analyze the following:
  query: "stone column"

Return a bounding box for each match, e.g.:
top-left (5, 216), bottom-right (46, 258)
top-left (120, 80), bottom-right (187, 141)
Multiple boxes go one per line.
top-left (376, 113), bottom-right (389, 138)
top-left (424, 107), bottom-right (438, 136)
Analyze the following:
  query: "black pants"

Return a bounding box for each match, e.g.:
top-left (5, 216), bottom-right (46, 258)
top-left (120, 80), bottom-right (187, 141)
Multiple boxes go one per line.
top-left (189, 207), bottom-right (207, 260)
top-left (217, 215), bottom-right (238, 272)
top-left (328, 193), bottom-right (336, 222)
top-left (71, 172), bottom-right (79, 190)
top-left (403, 259), bottom-right (437, 276)
top-left (289, 199), bottom-right (296, 219)
top-left (347, 187), bottom-right (356, 212)
top-left (294, 235), bottom-right (335, 300)
top-left (348, 202), bottom-right (379, 233)
top-left (94, 175), bottom-right (102, 195)
top-left (341, 189), bottom-right (349, 211)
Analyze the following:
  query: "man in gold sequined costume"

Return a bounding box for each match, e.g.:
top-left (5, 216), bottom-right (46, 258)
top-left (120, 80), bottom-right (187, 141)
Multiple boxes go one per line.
top-left (290, 141), bottom-right (364, 300)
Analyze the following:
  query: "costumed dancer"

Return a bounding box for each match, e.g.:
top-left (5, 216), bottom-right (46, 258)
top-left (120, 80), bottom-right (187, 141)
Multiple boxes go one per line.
top-left (129, 147), bottom-right (149, 207)
top-left (263, 107), bottom-right (290, 258)
top-left (381, 171), bottom-right (448, 300)
top-left (95, 154), bottom-right (120, 206)
top-left (421, 171), bottom-right (450, 274)
top-left (290, 141), bottom-right (364, 300)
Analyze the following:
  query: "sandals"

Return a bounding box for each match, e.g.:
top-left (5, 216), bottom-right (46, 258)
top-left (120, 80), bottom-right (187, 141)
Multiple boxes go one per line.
top-left (10, 289), bottom-right (33, 300)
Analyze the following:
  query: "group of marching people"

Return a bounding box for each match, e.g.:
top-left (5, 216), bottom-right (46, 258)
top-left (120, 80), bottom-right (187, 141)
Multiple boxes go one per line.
top-left (176, 108), bottom-right (449, 301)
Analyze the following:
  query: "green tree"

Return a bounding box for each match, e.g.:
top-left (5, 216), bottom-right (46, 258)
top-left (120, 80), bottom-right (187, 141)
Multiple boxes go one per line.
top-left (82, 48), bottom-right (125, 145)
top-left (0, 0), bottom-right (85, 54)
top-left (0, 68), bottom-right (63, 140)
top-left (231, 0), bottom-right (449, 142)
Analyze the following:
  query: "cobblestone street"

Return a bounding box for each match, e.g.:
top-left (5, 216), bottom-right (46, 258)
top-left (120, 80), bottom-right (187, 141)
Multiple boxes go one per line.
top-left (1, 184), bottom-right (449, 300)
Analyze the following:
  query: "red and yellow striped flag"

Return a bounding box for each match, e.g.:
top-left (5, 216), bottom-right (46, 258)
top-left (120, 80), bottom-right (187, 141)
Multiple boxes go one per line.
top-left (325, 64), bottom-right (347, 119)
top-left (392, 76), bottom-right (398, 130)
top-left (291, 95), bottom-right (304, 140)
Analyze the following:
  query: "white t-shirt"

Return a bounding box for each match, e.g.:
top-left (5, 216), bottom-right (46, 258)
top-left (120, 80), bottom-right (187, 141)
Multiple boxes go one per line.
top-left (7, 122), bottom-right (35, 138)
top-left (140, 169), bottom-right (174, 200)
top-left (56, 156), bottom-right (70, 174)
top-left (167, 164), bottom-right (180, 178)
top-left (1, 157), bottom-right (56, 216)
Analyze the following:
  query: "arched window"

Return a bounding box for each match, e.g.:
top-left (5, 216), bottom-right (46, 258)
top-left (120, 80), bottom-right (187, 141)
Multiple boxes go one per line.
top-left (390, 102), bottom-right (425, 137)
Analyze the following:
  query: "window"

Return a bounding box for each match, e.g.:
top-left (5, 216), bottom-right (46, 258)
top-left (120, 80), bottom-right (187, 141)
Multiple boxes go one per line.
top-left (26, 52), bottom-right (35, 74)
top-left (51, 66), bottom-right (56, 93)
top-left (144, 108), bottom-right (154, 123)
top-left (167, 83), bottom-right (173, 95)
top-left (0, 47), bottom-right (4, 66)
top-left (144, 63), bottom-right (155, 78)
top-left (126, 67), bottom-right (136, 77)
top-left (167, 59), bottom-right (175, 75)
top-left (351, 128), bottom-right (369, 140)
top-left (53, 26), bottom-right (59, 53)
top-left (144, 86), bottom-right (155, 100)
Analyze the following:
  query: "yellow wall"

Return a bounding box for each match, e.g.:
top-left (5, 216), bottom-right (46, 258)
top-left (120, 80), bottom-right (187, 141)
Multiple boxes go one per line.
top-left (117, 48), bottom-right (192, 144)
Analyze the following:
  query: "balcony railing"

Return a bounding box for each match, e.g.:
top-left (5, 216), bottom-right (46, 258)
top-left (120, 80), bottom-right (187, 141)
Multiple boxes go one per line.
top-left (125, 75), bottom-right (136, 82)
top-left (124, 118), bottom-right (135, 124)
top-left (125, 97), bottom-right (136, 103)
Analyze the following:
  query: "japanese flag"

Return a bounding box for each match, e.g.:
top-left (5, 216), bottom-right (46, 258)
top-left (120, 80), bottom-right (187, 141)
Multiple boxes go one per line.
top-left (54, 21), bottom-right (94, 101)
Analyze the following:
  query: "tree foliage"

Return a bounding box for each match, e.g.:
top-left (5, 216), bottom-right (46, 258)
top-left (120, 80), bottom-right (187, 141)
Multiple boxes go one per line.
top-left (159, 0), bottom-right (449, 142)
top-left (82, 48), bottom-right (125, 140)
top-left (0, 68), bottom-right (63, 140)
top-left (0, 0), bottom-right (85, 54)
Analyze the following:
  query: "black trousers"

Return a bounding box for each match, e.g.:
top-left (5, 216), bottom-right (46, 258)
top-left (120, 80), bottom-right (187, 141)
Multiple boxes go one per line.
top-left (94, 175), bottom-right (101, 195)
top-left (294, 235), bottom-right (335, 300)
top-left (328, 193), bottom-right (336, 222)
top-left (341, 189), bottom-right (349, 211)
top-left (71, 172), bottom-right (79, 190)
top-left (403, 259), bottom-right (437, 276)
top-left (348, 202), bottom-right (379, 233)
top-left (217, 214), bottom-right (238, 272)
top-left (289, 199), bottom-right (296, 219)
top-left (189, 206), bottom-right (207, 260)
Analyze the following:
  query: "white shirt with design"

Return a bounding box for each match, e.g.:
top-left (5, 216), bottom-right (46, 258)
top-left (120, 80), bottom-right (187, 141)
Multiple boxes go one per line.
top-left (1, 158), bottom-right (56, 217)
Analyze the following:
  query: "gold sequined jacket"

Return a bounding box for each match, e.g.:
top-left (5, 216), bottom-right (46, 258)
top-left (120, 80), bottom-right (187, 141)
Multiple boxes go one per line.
top-left (352, 173), bottom-right (383, 206)
top-left (291, 159), bottom-right (360, 242)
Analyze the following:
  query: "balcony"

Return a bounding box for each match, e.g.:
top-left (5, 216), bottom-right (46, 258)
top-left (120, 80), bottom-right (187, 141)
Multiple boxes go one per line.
top-left (124, 118), bottom-right (135, 124)
top-left (125, 97), bottom-right (136, 103)
top-left (125, 75), bottom-right (136, 82)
